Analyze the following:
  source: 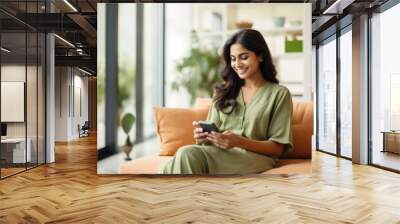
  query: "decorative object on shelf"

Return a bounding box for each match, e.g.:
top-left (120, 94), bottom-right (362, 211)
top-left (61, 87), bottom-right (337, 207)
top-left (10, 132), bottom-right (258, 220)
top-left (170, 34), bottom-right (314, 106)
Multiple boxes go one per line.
top-left (272, 16), bottom-right (286, 27)
top-left (235, 20), bottom-right (253, 29)
top-left (289, 20), bottom-right (302, 27)
top-left (211, 12), bottom-right (223, 32)
top-left (121, 113), bottom-right (136, 161)
top-left (285, 35), bottom-right (303, 53)
top-left (202, 11), bottom-right (223, 32)
top-left (172, 31), bottom-right (222, 104)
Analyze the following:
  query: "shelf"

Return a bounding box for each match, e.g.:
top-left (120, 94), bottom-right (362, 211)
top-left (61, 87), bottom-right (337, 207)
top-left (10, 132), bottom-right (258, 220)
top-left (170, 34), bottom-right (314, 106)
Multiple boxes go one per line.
top-left (195, 31), bottom-right (225, 37)
top-left (227, 27), bottom-right (303, 36)
top-left (190, 3), bottom-right (310, 100)
top-left (280, 81), bottom-right (304, 85)
top-left (196, 27), bottom-right (303, 38)
top-left (273, 52), bottom-right (304, 59)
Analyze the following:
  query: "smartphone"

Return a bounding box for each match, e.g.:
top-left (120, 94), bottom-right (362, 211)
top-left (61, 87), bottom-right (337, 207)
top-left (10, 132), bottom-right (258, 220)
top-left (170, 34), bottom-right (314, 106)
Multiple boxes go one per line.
top-left (198, 121), bottom-right (219, 133)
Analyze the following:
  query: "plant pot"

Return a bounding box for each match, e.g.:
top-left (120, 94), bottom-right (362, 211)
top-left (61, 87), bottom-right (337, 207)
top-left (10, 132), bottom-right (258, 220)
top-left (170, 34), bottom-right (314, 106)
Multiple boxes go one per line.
top-left (235, 21), bottom-right (253, 29)
top-left (285, 38), bottom-right (303, 53)
top-left (272, 17), bottom-right (286, 28)
top-left (122, 144), bottom-right (133, 161)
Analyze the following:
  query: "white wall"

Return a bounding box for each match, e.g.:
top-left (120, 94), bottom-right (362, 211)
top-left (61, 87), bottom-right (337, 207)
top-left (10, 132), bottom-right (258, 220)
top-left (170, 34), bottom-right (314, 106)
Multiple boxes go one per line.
top-left (55, 66), bottom-right (68, 141)
top-left (1, 65), bottom-right (33, 138)
top-left (1, 64), bottom-right (46, 163)
top-left (72, 73), bottom-right (89, 138)
top-left (54, 67), bottom-right (89, 141)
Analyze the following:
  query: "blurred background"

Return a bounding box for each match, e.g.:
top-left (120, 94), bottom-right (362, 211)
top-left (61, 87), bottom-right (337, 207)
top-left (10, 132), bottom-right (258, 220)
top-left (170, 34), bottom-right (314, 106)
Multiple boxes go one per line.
top-left (96, 3), bottom-right (311, 173)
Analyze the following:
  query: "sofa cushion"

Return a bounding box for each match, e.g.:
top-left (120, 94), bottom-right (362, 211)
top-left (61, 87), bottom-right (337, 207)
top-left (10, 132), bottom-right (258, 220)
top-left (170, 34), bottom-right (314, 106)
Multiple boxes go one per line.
top-left (118, 155), bottom-right (311, 174)
top-left (154, 107), bottom-right (208, 156)
top-left (283, 101), bottom-right (313, 159)
top-left (194, 98), bottom-right (313, 159)
top-left (119, 155), bottom-right (172, 174)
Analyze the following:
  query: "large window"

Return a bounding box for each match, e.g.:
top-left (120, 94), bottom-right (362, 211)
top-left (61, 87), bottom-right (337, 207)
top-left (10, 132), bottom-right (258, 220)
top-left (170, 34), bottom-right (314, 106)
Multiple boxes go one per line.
top-left (0, 3), bottom-right (46, 179)
top-left (339, 28), bottom-right (352, 158)
top-left (97, 4), bottom-right (138, 150)
top-left (317, 36), bottom-right (337, 154)
top-left (98, 4), bottom-right (165, 171)
top-left (165, 4), bottom-right (192, 108)
top-left (143, 4), bottom-right (163, 138)
top-left (1, 31), bottom-right (28, 178)
top-left (117, 4), bottom-right (136, 147)
top-left (316, 26), bottom-right (353, 159)
top-left (371, 3), bottom-right (400, 171)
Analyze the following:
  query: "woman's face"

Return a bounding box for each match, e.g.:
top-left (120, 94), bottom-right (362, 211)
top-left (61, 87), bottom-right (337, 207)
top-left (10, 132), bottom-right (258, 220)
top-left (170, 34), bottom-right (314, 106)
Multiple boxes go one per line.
top-left (230, 43), bottom-right (261, 80)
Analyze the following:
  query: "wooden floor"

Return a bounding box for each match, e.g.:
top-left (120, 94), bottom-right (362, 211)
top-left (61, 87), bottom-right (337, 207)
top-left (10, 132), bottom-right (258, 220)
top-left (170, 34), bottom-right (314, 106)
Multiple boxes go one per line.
top-left (1, 167), bottom-right (26, 177)
top-left (1, 163), bottom-right (45, 178)
top-left (1, 135), bottom-right (400, 223)
top-left (372, 151), bottom-right (400, 171)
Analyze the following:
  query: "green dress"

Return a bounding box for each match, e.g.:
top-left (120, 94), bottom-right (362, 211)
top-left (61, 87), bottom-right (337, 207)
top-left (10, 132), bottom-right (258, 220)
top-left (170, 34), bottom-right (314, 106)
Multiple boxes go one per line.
top-left (160, 82), bottom-right (293, 174)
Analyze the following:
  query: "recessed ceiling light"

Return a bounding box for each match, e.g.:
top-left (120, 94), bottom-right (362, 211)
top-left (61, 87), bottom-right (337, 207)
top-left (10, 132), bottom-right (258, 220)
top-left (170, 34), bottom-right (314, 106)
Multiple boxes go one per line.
top-left (63, 0), bottom-right (78, 12)
top-left (1, 47), bottom-right (11, 53)
top-left (323, 0), bottom-right (354, 15)
top-left (54, 34), bottom-right (75, 48)
top-left (78, 67), bottom-right (93, 76)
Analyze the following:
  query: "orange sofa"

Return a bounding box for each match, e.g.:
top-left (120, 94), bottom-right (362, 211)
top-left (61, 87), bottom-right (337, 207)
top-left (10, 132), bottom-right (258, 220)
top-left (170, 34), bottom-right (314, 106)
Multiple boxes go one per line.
top-left (119, 99), bottom-right (313, 174)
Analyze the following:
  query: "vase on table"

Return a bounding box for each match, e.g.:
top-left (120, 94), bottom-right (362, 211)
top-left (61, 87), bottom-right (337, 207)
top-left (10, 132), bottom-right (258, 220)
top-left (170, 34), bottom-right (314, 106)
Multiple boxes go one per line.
top-left (122, 144), bottom-right (133, 161)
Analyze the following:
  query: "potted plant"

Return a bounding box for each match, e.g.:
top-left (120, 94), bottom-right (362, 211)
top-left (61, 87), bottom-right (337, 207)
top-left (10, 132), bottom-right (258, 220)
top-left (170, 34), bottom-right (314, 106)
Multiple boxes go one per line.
top-left (121, 112), bottom-right (136, 160)
top-left (172, 31), bottom-right (222, 104)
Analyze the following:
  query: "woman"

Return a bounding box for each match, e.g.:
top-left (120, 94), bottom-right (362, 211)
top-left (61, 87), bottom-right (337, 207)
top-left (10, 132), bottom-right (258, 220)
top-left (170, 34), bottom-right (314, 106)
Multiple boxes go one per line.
top-left (161, 29), bottom-right (293, 175)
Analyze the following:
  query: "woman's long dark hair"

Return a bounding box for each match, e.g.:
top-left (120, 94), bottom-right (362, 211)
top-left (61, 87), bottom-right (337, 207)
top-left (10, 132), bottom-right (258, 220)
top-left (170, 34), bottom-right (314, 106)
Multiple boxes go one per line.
top-left (214, 29), bottom-right (278, 114)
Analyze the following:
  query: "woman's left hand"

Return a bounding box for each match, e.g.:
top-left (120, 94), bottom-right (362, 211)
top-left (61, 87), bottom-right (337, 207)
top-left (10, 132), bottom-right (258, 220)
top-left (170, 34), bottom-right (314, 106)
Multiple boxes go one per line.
top-left (206, 131), bottom-right (243, 149)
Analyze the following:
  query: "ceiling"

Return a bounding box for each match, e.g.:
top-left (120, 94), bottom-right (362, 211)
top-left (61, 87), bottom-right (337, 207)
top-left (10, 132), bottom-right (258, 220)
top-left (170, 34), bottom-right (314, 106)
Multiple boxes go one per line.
top-left (1, 0), bottom-right (99, 74)
top-left (0, 0), bottom-right (391, 75)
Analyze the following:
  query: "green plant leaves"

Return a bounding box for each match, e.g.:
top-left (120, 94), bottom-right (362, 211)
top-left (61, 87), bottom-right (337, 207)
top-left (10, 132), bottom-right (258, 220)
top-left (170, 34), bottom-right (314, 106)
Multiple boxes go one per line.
top-left (121, 113), bottom-right (136, 135)
top-left (173, 32), bottom-right (222, 104)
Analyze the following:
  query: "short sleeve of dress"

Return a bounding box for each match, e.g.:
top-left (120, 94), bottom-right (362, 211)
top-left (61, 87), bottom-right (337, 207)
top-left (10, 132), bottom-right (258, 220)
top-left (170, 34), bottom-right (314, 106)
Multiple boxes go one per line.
top-left (267, 88), bottom-right (293, 157)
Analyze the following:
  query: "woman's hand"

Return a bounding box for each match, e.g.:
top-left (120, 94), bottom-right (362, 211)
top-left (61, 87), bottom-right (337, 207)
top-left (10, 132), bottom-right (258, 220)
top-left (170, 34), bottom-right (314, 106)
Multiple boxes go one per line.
top-left (206, 131), bottom-right (243, 149)
top-left (193, 121), bottom-right (208, 144)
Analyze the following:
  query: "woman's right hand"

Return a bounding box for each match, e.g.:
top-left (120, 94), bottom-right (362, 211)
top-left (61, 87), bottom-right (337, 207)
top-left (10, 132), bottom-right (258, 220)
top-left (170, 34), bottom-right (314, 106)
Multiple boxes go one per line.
top-left (193, 121), bottom-right (208, 144)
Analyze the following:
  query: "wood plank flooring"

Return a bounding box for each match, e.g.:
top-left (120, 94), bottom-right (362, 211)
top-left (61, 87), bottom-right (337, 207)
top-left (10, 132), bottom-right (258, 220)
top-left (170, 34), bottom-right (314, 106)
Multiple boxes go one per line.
top-left (1, 167), bottom-right (26, 177)
top-left (1, 134), bottom-right (400, 223)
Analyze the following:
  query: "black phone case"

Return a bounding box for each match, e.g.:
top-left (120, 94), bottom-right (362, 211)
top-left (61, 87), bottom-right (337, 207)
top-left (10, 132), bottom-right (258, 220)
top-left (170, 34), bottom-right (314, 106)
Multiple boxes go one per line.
top-left (199, 121), bottom-right (219, 133)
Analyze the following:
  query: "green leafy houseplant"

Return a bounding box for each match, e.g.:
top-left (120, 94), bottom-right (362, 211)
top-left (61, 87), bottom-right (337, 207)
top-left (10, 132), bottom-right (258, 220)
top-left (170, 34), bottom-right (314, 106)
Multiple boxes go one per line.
top-left (121, 113), bottom-right (136, 160)
top-left (172, 31), bottom-right (222, 104)
top-left (97, 60), bottom-right (136, 138)
top-left (97, 61), bottom-right (136, 109)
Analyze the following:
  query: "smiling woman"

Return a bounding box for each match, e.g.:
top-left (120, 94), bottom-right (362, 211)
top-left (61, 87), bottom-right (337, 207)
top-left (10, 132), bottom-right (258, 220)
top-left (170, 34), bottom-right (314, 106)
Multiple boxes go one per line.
top-left (160, 29), bottom-right (293, 175)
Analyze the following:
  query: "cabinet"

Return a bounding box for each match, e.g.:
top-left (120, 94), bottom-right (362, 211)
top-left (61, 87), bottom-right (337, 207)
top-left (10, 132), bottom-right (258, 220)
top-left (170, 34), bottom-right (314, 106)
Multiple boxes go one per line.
top-left (1, 138), bottom-right (32, 164)
top-left (382, 131), bottom-right (400, 154)
top-left (191, 3), bottom-right (312, 100)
